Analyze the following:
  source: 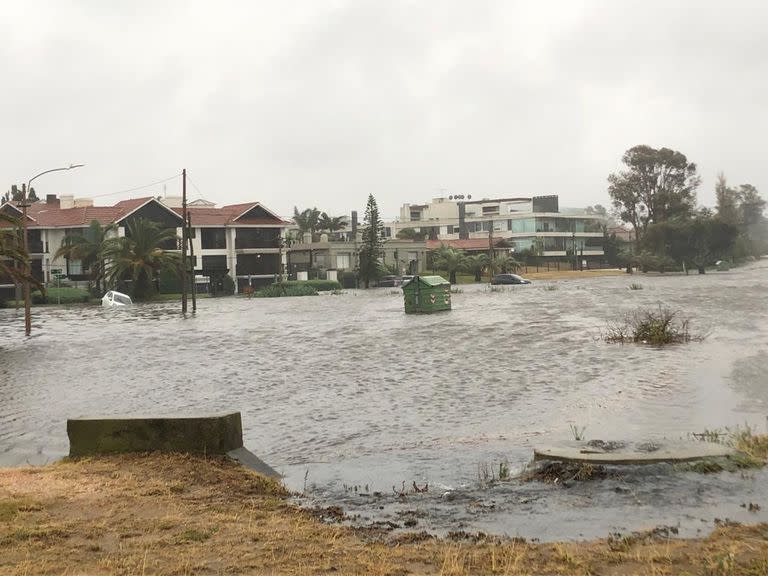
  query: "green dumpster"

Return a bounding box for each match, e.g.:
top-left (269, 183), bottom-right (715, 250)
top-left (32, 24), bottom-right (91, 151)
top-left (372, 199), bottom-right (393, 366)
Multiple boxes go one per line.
top-left (402, 275), bottom-right (451, 314)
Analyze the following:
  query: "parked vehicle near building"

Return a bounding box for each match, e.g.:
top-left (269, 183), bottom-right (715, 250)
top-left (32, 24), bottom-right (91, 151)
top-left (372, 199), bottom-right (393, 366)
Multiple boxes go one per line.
top-left (490, 274), bottom-right (531, 285)
top-left (377, 275), bottom-right (399, 287)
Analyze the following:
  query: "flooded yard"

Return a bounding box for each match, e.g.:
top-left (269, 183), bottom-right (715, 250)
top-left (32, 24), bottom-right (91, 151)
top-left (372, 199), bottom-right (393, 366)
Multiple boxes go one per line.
top-left (1, 264), bottom-right (767, 540)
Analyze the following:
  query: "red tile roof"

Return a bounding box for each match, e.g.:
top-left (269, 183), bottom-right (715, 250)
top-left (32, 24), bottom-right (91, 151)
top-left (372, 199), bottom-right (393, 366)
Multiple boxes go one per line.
top-left (4, 197), bottom-right (287, 228)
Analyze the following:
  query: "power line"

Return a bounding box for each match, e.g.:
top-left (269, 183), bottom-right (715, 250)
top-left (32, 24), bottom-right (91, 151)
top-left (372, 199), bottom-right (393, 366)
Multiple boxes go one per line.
top-left (89, 173), bottom-right (183, 199)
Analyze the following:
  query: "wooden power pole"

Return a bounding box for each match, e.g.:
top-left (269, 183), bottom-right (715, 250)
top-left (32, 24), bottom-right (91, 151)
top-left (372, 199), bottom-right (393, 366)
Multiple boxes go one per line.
top-left (181, 169), bottom-right (188, 314)
top-left (188, 211), bottom-right (196, 312)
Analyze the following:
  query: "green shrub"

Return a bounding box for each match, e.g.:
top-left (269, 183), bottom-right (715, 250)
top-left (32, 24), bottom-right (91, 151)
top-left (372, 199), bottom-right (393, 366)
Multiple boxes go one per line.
top-left (31, 287), bottom-right (91, 305)
top-left (605, 306), bottom-right (701, 345)
top-left (277, 279), bottom-right (342, 292)
top-left (255, 284), bottom-right (318, 298)
top-left (220, 275), bottom-right (235, 295)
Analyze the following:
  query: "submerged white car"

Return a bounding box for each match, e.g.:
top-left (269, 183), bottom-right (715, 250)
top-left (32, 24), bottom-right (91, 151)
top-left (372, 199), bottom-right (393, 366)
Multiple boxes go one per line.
top-left (102, 290), bottom-right (132, 308)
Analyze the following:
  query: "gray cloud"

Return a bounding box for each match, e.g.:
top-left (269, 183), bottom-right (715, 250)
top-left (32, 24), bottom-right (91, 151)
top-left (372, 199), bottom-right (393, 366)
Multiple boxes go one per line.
top-left (2, 0), bottom-right (766, 220)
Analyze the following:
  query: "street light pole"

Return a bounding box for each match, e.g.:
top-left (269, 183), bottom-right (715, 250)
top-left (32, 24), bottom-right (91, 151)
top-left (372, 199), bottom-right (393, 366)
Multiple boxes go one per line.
top-left (22, 164), bottom-right (84, 336)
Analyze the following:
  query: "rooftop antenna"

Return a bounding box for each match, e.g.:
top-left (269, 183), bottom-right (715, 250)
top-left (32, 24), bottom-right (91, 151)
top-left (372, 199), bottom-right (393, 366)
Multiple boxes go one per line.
top-left (163, 183), bottom-right (167, 198)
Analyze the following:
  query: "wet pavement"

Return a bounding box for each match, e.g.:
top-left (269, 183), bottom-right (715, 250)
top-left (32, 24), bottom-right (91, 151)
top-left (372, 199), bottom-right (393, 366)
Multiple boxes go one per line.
top-left (1, 263), bottom-right (767, 540)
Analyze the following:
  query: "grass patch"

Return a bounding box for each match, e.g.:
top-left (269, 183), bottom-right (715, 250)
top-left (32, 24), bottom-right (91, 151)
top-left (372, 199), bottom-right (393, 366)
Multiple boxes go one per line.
top-left (605, 306), bottom-right (701, 345)
top-left (31, 287), bottom-right (92, 304)
top-left (255, 284), bottom-right (318, 298)
top-left (177, 527), bottom-right (217, 543)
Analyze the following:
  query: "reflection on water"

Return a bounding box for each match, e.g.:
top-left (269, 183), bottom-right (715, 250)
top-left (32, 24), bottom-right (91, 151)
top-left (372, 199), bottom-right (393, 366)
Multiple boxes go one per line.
top-left (1, 264), bottom-right (767, 539)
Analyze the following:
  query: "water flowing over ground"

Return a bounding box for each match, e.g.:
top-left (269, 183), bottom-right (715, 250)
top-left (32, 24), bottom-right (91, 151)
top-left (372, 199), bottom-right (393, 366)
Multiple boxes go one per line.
top-left (1, 264), bottom-right (767, 540)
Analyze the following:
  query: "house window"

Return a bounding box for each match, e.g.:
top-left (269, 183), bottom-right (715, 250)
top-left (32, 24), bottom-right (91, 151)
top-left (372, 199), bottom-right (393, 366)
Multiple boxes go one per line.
top-left (202, 255), bottom-right (228, 271)
top-left (409, 211), bottom-right (422, 221)
top-left (201, 228), bottom-right (227, 249)
top-left (482, 205), bottom-right (499, 215)
top-left (336, 253), bottom-right (351, 269)
top-left (68, 259), bottom-right (83, 275)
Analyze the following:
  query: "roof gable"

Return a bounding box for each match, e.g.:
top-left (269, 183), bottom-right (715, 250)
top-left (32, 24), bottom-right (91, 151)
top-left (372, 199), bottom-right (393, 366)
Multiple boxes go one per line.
top-left (116, 197), bottom-right (184, 225)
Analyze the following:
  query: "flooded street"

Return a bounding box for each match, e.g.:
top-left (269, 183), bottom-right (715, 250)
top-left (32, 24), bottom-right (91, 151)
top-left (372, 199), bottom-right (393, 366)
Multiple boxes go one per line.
top-left (1, 264), bottom-right (767, 540)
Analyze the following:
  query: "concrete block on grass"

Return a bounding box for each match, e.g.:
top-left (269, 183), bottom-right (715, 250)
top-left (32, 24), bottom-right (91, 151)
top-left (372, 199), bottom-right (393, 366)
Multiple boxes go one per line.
top-left (67, 412), bottom-right (244, 457)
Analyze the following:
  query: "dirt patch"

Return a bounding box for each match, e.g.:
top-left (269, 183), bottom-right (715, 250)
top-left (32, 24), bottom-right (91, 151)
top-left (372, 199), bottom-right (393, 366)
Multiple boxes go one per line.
top-left (1, 454), bottom-right (768, 575)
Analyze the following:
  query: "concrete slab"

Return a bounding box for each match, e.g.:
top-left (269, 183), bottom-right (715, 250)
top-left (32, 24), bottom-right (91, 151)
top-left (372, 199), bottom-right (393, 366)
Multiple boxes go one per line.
top-left (67, 412), bottom-right (244, 457)
top-left (534, 440), bottom-right (736, 465)
top-left (227, 447), bottom-right (281, 478)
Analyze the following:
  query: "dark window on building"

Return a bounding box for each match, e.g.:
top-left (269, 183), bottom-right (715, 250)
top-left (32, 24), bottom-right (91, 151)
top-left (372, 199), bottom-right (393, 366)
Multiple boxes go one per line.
top-left (409, 211), bottom-right (422, 221)
top-left (234, 228), bottom-right (280, 249)
top-left (482, 221), bottom-right (491, 232)
top-left (201, 255), bottom-right (228, 271)
top-left (201, 228), bottom-right (227, 249)
top-left (236, 253), bottom-right (280, 276)
top-left (482, 205), bottom-right (499, 214)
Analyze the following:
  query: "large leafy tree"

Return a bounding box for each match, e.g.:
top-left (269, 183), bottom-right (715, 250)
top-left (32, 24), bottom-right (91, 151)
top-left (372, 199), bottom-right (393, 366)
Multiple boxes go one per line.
top-left (358, 194), bottom-right (384, 288)
top-left (715, 173), bottom-right (740, 226)
top-left (54, 219), bottom-right (117, 294)
top-left (433, 246), bottom-right (467, 284)
top-left (643, 211), bottom-right (738, 274)
top-left (102, 218), bottom-right (181, 300)
top-left (608, 145), bottom-right (700, 241)
top-left (395, 227), bottom-right (425, 241)
top-left (293, 207), bottom-right (321, 241)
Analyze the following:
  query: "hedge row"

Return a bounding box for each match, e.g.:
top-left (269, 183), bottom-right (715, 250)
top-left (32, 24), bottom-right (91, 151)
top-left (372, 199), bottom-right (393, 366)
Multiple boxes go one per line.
top-left (32, 287), bottom-right (92, 304)
top-left (255, 284), bottom-right (318, 298)
top-left (276, 280), bottom-right (342, 291)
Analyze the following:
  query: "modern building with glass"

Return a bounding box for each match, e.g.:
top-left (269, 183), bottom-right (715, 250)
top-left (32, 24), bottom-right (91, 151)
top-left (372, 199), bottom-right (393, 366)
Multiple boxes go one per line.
top-left (384, 195), bottom-right (605, 260)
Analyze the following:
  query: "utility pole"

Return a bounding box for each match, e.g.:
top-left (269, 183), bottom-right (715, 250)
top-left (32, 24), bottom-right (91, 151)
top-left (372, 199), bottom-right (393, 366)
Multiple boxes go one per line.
top-left (20, 164), bottom-right (84, 335)
top-left (487, 221), bottom-right (494, 281)
top-left (19, 184), bottom-right (32, 336)
top-left (181, 169), bottom-right (188, 314)
top-left (187, 211), bottom-right (196, 312)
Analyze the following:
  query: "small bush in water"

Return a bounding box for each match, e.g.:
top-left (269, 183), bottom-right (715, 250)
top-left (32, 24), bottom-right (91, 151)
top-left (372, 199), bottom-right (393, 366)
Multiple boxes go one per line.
top-left (605, 306), bottom-right (699, 345)
top-left (628, 283), bottom-right (643, 290)
top-left (255, 284), bottom-right (318, 298)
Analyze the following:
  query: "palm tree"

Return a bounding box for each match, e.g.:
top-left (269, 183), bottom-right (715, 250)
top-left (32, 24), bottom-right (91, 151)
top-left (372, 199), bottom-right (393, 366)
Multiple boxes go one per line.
top-left (318, 212), bottom-right (346, 236)
top-left (102, 218), bottom-right (181, 300)
top-left (491, 252), bottom-right (521, 275)
top-left (464, 253), bottom-right (489, 282)
top-left (293, 207), bottom-right (321, 241)
top-left (54, 219), bottom-right (117, 294)
top-left (433, 246), bottom-right (467, 284)
top-left (0, 211), bottom-right (41, 290)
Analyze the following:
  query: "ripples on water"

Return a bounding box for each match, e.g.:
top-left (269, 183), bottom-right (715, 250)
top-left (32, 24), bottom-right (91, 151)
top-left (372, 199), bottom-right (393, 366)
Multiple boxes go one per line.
top-left (1, 264), bottom-right (767, 539)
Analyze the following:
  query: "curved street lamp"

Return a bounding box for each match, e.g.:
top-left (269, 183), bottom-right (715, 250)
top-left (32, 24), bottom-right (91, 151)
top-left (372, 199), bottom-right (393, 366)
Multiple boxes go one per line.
top-left (21, 163), bottom-right (85, 336)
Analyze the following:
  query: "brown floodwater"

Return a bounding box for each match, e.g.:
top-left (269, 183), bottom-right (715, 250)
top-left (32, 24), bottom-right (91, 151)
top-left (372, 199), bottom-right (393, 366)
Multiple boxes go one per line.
top-left (1, 263), bottom-right (767, 540)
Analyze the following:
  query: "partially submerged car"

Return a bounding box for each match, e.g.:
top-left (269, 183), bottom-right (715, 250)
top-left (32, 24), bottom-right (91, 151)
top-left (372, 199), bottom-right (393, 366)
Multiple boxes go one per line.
top-left (102, 290), bottom-right (133, 307)
top-left (490, 273), bottom-right (531, 285)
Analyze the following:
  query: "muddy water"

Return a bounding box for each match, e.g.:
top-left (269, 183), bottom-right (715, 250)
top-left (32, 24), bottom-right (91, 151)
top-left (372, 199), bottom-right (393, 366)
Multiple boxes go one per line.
top-left (1, 264), bottom-right (767, 540)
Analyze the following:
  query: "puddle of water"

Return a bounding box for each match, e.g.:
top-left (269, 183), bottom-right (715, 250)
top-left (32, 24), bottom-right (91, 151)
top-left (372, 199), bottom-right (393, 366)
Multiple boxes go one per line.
top-left (1, 264), bottom-right (767, 540)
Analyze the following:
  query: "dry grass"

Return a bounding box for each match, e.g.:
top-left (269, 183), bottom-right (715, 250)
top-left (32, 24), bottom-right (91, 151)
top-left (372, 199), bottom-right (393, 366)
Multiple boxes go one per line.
top-left (1, 453), bottom-right (767, 575)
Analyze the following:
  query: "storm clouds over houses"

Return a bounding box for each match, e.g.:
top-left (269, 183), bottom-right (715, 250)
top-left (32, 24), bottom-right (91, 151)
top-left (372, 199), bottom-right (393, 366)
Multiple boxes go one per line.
top-left (2, 1), bottom-right (766, 218)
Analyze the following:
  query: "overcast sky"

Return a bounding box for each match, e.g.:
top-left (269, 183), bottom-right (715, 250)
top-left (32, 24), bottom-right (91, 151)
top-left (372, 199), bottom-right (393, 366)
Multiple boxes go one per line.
top-left (2, 0), bottom-right (766, 220)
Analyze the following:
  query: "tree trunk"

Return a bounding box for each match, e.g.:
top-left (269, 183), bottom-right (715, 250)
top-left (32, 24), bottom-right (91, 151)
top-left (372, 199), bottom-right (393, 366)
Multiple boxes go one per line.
top-left (450, 270), bottom-right (457, 284)
top-left (474, 270), bottom-right (481, 282)
top-left (697, 266), bottom-right (706, 274)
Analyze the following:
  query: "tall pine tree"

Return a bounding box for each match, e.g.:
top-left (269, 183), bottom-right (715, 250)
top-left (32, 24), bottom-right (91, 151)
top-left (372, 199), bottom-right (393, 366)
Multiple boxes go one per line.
top-left (358, 194), bottom-right (384, 288)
